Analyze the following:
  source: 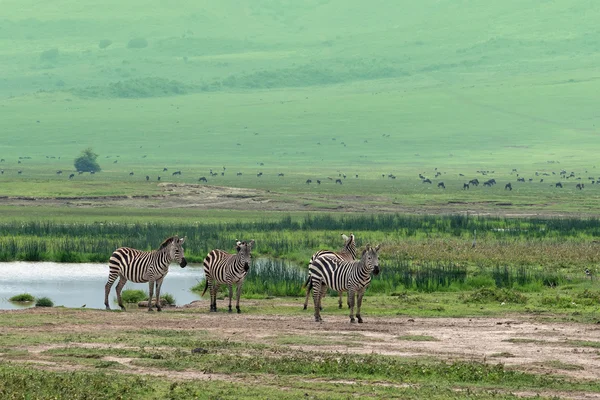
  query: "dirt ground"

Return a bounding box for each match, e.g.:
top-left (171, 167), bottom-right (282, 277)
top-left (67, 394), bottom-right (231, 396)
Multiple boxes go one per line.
top-left (0, 183), bottom-right (582, 216)
top-left (2, 304), bottom-right (600, 399)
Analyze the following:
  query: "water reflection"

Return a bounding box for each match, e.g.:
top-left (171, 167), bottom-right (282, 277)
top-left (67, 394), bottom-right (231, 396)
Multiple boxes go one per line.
top-left (0, 262), bottom-right (205, 310)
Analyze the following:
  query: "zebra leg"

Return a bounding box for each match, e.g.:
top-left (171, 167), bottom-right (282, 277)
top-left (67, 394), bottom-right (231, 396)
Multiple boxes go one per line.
top-left (148, 280), bottom-right (155, 312)
top-left (356, 289), bottom-right (365, 323)
top-left (210, 281), bottom-right (218, 312)
top-left (312, 279), bottom-right (323, 322)
top-left (319, 284), bottom-right (327, 311)
top-left (235, 282), bottom-right (243, 313)
top-left (104, 272), bottom-right (119, 310)
top-left (227, 283), bottom-right (233, 313)
top-left (303, 276), bottom-right (311, 310)
top-left (348, 289), bottom-right (356, 323)
top-left (115, 276), bottom-right (128, 311)
top-left (155, 277), bottom-right (164, 312)
top-left (338, 291), bottom-right (343, 309)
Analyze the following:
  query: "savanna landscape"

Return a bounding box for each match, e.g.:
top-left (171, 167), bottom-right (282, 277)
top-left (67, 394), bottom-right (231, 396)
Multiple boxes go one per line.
top-left (1, 0), bottom-right (600, 399)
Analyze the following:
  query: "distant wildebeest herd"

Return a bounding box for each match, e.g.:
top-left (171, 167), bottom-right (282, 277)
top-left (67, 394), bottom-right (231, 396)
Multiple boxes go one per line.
top-left (104, 233), bottom-right (379, 323)
top-left (1, 156), bottom-right (598, 190)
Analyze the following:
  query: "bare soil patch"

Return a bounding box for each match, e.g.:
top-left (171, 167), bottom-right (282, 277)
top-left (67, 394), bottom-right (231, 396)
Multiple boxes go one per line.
top-left (2, 307), bottom-right (600, 384)
top-left (0, 183), bottom-right (584, 216)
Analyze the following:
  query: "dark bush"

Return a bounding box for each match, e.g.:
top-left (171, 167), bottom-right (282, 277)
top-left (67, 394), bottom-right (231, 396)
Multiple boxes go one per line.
top-left (40, 48), bottom-right (59, 61)
top-left (98, 39), bottom-right (112, 49)
top-left (127, 38), bottom-right (148, 49)
top-left (35, 297), bottom-right (54, 307)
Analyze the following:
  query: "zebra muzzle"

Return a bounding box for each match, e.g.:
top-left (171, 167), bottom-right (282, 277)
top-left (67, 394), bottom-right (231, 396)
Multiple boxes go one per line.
top-left (244, 262), bottom-right (250, 272)
top-left (373, 265), bottom-right (380, 275)
top-left (180, 258), bottom-right (188, 268)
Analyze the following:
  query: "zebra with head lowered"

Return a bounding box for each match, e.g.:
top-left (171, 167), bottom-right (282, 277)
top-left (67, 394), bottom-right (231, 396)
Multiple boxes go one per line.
top-left (201, 240), bottom-right (255, 313)
top-left (303, 233), bottom-right (357, 310)
top-left (310, 244), bottom-right (381, 323)
top-left (104, 236), bottom-right (187, 311)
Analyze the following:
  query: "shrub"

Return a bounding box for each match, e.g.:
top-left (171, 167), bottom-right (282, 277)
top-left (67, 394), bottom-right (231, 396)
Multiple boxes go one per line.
top-left (98, 39), bottom-right (112, 49)
top-left (127, 37), bottom-right (148, 49)
top-left (159, 293), bottom-right (176, 305)
top-left (40, 48), bottom-right (59, 61)
top-left (9, 293), bottom-right (35, 302)
top-left (462, 288), bottom-right (527, 304)
top-left (35, 297), bottom-right (54, 307)
top-left (120, 289), bottom-right (146, 303)
top-left (74, 147), bottom-right (101, 173)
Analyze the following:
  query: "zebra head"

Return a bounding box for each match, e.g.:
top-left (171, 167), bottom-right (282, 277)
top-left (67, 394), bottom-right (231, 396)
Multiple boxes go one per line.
top-left (161, 236), bottom-right (187, 268)
top-left (235, 239), bottom-right (255, 272)
top-left (341, 233), bottom-right (357, 259)
top-left (361, 244), bottom-right (381, 275)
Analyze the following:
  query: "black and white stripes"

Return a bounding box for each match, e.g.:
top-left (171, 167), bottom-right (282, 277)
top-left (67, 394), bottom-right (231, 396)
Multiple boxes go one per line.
top-left (104, 236), bottom-right (187, 311)
top-left (309, 244), bottom-right (381, 323)
top-left (303, 233), bottom-right (357, 310)
top-left (201, 240), bottom-right (255, 313)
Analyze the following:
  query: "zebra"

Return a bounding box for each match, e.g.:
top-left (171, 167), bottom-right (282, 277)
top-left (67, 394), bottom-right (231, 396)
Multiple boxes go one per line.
top-left (302, 233), bottom-right (357, 310)
top-left (309, 244), bottom-right (381, 323)
top-left (201, 240), bottom-right (255, 313)
top-left (104, 236), bottom-right (187, 311)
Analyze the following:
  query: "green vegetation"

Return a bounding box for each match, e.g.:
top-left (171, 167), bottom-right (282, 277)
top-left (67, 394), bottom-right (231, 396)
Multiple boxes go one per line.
top-left (8, 293), bottom-right (34, 302)
top-left (34, 297), bottom-right (53, 307)
top-left (74, 147), bottom-right (101, 173)
top-left (120, 289), bottom-right (146, 304)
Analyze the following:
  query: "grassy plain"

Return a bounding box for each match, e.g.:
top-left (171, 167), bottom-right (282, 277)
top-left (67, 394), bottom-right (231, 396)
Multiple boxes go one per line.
top-left (2, 1), bottom-right (600, 398)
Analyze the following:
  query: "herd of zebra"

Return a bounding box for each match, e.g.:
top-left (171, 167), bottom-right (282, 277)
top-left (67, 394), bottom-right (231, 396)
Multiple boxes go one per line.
top-left (104, 233), bottom-right (380, 323)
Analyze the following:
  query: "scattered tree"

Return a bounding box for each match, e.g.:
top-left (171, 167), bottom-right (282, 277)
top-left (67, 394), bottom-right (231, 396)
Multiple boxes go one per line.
top-left (74, 148), bottom-right (101, 173)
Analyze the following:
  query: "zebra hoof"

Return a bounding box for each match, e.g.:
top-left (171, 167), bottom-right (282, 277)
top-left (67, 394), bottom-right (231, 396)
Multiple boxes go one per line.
top-left (156, 307), bottom-right (162, 312)
top-left (350, 318), bottom-right (356, 323)
top-left (357, 316), bottom-right (363, 324)
top-left (338, 304), bottom-right (343, 309)
top-left (303, 305), bottom-right (307, 310)
top-left (147, 308), bottom-right (154, 312)
top-left (236, 308), bottom-right (241, 314)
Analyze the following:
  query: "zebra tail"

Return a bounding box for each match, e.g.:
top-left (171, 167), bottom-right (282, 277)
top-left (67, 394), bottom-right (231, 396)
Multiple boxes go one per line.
top-left (302, 275), bottom-right (312, 291)
top-left (201, 279), bottom-right (209, 296)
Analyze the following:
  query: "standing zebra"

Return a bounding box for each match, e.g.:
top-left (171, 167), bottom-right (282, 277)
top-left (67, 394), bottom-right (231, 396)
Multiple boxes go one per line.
top-left (310, 244), bottom-right (381, 323)
top-left (104, 236), bottom-right (187, 311)
top-left (302, 233), bottom-right (357, 310)
top-left (201, 240), bottom-right (255, 313)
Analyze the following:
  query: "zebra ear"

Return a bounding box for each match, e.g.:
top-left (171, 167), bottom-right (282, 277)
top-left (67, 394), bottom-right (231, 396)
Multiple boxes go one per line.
top-left (249, 240), bottom-right (255, 248)
top-left (179, 237), bottom-right (186, 244)
top-left (341, 234), bottom-right (348, 241)
top-left (375, 244), bottom-right (381, 252)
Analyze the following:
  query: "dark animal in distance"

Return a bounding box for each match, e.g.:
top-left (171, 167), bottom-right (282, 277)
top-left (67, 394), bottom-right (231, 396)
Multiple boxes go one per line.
top-left (422, 179), bottom-right (432, 184)
top-left (69, 173), bottom-right (75, 179)
top-left (335, 179), bottom-right (342, 184)
top-left (505, 183), bottom-right (512, 190)
top-left (199, 177), bottom-right (207, 183)
top-left (555, 182), bottom-right (563, 188)
top-left (437, 182), bottom-right (445, 189)
top-left (306, 179), bottom-right (312, 184)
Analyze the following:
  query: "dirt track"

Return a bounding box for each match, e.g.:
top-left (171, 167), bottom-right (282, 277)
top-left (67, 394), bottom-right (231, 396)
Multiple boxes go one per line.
top-left (0, 183), bottom-right (584, 217)
top-left (3, 305), bottom-right (600, 385)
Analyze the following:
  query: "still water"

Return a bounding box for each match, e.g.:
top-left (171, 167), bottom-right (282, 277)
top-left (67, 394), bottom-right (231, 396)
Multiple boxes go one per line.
top-left (0, 262), bottom-right (205, 310)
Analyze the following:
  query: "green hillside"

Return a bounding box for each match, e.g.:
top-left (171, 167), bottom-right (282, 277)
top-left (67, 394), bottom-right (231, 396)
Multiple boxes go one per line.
top-left (1, 0), bottom-right (599, 174)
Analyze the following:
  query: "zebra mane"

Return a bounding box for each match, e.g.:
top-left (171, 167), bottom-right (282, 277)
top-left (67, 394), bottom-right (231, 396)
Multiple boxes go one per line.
top-left (158, 236), bottom-right (179, 250)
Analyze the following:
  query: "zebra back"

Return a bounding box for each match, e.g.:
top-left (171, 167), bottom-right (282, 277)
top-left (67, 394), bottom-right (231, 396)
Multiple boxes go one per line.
top-left (108, 236), bottom-right (186, 283)
top-left (310, 244), bottom-right (380, 292)
top-left (202, 240), bottom-right (255, 294)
